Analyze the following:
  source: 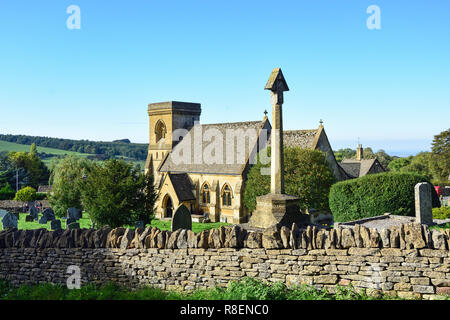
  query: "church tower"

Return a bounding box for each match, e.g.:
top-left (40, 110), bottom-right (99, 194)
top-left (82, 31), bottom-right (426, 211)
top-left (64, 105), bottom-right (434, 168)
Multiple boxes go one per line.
top-left (145, 101), bottom-right (201, 182)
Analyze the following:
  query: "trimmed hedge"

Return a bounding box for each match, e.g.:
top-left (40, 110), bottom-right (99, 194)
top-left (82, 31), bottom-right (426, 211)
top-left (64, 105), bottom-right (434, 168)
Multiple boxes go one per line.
top-left (329, 172), bottom-right (440, 223)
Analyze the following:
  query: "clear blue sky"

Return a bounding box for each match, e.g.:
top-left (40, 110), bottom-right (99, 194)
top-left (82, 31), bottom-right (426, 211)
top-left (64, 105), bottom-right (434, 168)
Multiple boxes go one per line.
top-left (0, 0), bottom-right (449, 156)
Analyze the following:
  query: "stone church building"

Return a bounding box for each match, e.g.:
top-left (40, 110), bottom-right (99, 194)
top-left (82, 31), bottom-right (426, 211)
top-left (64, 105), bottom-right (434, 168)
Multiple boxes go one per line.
top-left (144, 100), bottom-right (368, 224)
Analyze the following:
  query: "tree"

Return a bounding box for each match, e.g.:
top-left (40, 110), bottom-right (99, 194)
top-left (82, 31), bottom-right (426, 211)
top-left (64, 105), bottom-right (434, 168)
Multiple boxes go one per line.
top-left (400, 152), bottom-right (433, 180)
top-left (8, 144), bottom-right (50, 188)
top-left (49, 156), bottom-right (95, 218)
top-left (80, 159), bottom-right (156, 228)
top-left (14, 186), bottom-right (37, 202)
top-left (244, 147), bottom-right (335, 213)
top-left (388, 157), bottom-right (411, 172)
top-left (429, 129), bottom-right (449, 181)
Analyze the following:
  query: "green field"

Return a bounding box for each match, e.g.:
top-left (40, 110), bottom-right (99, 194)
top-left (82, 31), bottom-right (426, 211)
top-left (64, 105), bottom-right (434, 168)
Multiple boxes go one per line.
top-left (0, 140), bottom-right (91, 156)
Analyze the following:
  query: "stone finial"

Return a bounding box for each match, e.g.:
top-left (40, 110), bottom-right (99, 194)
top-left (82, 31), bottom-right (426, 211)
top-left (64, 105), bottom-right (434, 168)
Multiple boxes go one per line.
top-left (264, 68), bottom-right (289, 92)
top-left (415, 182), bottom-right (433, 225)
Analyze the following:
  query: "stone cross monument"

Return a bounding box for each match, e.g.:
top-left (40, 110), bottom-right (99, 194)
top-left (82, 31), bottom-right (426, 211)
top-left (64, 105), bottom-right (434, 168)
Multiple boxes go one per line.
top-left (248, 68), bottom-right (307, 229)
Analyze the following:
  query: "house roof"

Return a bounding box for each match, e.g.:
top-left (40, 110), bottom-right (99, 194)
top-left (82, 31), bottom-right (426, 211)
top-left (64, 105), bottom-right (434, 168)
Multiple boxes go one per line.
top-left (159, 119), bottom-right (268, 175)
top-left (37, 185), bottom-right (52, 193)
top-left (168, 173), bottom-right (196, 201)
top-left (267, 129), bottom-right (319, 149)
top-left (340, 159), bottom-right (378, 178)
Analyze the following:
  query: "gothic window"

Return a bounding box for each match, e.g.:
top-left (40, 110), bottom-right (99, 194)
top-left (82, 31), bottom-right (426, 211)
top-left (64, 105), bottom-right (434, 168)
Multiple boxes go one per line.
top-left (221, 184), bottom-right (232, 207)
top-left (155, 120), bottom-right (167, 143)
top-left (201, 183), bottom-right (210, 204)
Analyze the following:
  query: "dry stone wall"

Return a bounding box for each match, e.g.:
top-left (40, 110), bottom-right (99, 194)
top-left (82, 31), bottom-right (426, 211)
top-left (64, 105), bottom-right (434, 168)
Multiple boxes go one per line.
top-left (0, 223), bottom-right (449, 299)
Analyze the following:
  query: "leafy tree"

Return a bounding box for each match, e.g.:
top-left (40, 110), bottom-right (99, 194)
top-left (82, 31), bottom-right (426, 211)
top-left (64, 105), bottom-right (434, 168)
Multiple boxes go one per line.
top-left (80, 159), bottom-right (157, 228)
top-left (399, 152), bottom-right (433, 180)
top-left (429, 129), bottom-right (449, 181)
top-left (373, 149), bottom-right (393, 169)
top-left (0, 152), bottom-right (29, 191)
top-left (14, 186), bottom-right (37, 202)
top-left (388, 157), bottom-right (411, 171)
top-left (8, 144), bottom-right (50, 188)
top-left (49, 156), bottom-right (95, 218)
top-left (244, 147), bottom-right (335, 212)
top-left (334, 148), bottom-right (356, 162)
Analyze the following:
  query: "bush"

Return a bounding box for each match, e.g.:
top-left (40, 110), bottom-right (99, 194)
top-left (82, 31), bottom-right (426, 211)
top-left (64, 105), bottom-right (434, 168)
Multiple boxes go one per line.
top-left (432, 207), bottom-right (450, 220)
top-left (329, 172), bottom-right (440, 222)
top-left (14, 186), bottom-right (37, 202)
top-left (35, 192), bottom-right (47, 200)
top-left (80, 159), bottom-right (157, 228)
top-left (49, 156), bottom-right (95, 218)
top-left (0, 183), bottom-right (15, 200)
top-left (244, 147), bottom-right (335, 212)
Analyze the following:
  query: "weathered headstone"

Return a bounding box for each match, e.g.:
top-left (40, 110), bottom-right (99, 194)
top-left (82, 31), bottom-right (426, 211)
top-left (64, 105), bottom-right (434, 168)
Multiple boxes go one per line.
top-left (66, 217), bottom-right (76, 227)
top-left (29, 206), bottom-right (39, 220)
top-left (0, 209), bottom-right (8, 220)
top-left (39, 216), bottom-right (47, 224)
top-left (25, 215), bottom-right (35, 222)
top-left (415, 182), bottom-right (433, 225)
top-left (42, 208), bottom-right (55, 221)
top-left (50, 219), bottom-right (62, 230)
top-left (135, 221), bottom-right (145, 229)
top-left (67, 222), bottom-right (80, 230)
top-left (67, 207), bottom-right (82, 220)
top-left (2, 212), bottom-right (18, 229)
top-left (171, 204), bottom-right (192, 231)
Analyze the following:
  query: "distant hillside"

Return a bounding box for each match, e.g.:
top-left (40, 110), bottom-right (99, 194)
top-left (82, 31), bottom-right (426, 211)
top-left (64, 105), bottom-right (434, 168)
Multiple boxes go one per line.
top-left (0, 134), bottom-right (148, 161)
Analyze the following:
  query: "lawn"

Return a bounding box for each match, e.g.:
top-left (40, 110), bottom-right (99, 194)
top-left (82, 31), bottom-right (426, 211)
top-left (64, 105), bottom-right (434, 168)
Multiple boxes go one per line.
top-left (3, 213), bottom-right (230, 233)
top-left (0, 140), bottom-right (91, 157)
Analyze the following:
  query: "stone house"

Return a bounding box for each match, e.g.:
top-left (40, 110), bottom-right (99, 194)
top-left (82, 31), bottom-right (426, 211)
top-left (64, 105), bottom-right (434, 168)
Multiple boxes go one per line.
top-left (145, 101), bottom-right (351, 224)
top-left (339, 144), bottom-right (385, 178)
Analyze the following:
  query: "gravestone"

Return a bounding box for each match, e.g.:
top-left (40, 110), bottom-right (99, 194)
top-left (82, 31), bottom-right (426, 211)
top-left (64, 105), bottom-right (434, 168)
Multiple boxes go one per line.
top-left (66, 218), bottom-right (76, 227)
top-left (29, 206), bottom-right (39, 221)
top-left (171, 204), bottom-right (192, 231)
top-left (0, 210), bottom-right (7, 220)
top-left (42, 208), bottom-right (55, 221)
top-left (50, 219), bottom-right (62, 230)
top-left (67, 207), bottom-right (82, 220)
top-left (39, 216), bottom-right (48, 224)
top-left (415, 182), bottom-right (433, 225)
top-left (25, 215), bottom-right (35, 222)
top-left (135, 221), bottom-right (145, 229)
top-left (2, 212), bottom-right (18, 229)
top-left (67, 222), bottom-right (80, 230)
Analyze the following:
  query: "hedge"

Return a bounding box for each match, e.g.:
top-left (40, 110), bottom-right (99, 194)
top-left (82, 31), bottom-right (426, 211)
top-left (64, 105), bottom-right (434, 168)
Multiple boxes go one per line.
top-left (329, 172), bottom-right (440, 223)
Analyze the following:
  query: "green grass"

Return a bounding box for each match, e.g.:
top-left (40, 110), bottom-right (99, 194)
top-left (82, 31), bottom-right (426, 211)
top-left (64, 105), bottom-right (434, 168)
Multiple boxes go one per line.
top-left (0, 212), bottom-right (94, 231)
top-left (150, 219), bottom-right (231, 233)
top-left (0, 277), bottom-right (415, 300)
top-left (3, 214), bottom-right (228, 233)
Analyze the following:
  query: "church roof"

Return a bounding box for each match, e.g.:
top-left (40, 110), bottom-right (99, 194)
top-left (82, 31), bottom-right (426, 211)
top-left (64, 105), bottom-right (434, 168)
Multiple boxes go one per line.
top-left (267, 129), bottom-right (319, 149)
top-left (159, 120), bottom-right (268, 175)
top-left (340, 159), bottom-right (378, 178)
top-left (168, 173), bottom-right (196, 201)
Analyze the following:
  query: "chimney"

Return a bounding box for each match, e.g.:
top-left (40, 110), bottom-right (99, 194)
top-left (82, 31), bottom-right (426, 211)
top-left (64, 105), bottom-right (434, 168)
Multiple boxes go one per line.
top-left (356, 144), bottom-right (363, 161)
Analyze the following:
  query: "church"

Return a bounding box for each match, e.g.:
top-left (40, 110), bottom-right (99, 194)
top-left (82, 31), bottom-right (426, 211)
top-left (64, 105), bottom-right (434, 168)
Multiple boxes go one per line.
top-left (144, 100), bottom-right (363, 224)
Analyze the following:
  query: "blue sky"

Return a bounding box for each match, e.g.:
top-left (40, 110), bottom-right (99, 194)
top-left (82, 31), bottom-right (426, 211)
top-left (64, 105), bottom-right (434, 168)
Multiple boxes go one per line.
top-left (0, 0), bottom-right (449, 156)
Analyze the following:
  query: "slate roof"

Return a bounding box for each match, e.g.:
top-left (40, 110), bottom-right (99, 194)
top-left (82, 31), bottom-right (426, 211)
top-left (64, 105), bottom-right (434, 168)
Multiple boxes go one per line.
top-left (340, 159), bottom-right (378, 178)
top-left (168, 173), bottom-right (196, 201)
top-left (159, 120), bottom-right (267, 175)
top-left (267, 129), bottom-right (318, 149)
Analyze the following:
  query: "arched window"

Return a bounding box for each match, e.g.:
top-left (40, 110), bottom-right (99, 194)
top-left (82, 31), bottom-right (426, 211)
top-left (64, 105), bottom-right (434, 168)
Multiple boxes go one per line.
top-left (201, 183), bottom-right (210, 204)
top-left (155, 120), bottom-right (167, 143)
top-left (221, 184), bottom-right (232, 207)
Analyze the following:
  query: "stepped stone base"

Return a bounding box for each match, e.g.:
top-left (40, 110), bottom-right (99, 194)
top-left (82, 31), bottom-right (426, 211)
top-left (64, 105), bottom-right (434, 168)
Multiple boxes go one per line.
top-left (248, 193), bottom-right (309, 229)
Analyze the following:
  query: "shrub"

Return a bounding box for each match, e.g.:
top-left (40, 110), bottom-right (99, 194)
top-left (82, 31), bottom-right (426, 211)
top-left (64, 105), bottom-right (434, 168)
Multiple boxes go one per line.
top-left (35, 192), bottom-right (47, 200)
top-left (0, 183), bottom-right (15, 200)
top-left (80, 159), bottom-right (157, 228)
top-left (14, 186), bottom-right (37, 202)
top-left (329, 172), bottom-right (440, 222)
top-left (49, 157), bottom-right (95, 218)
top-left (432, 207), bottom-right (450, 220)
top-left (244, 147), bottom-right (335, 212)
